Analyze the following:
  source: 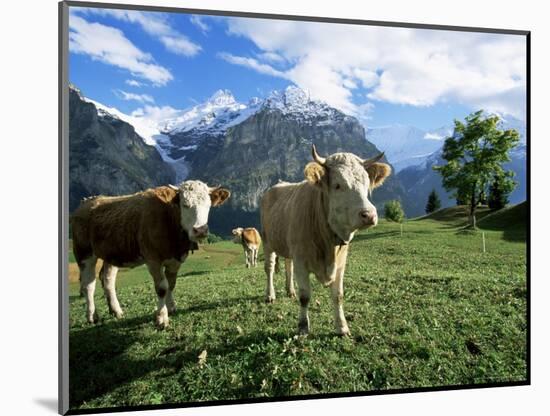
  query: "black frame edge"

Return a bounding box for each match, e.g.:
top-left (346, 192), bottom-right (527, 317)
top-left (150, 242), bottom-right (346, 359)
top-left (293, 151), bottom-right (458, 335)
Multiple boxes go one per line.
top-left (59, 1), bottom-right (70, 415)
top-left (63, 0), bottom-right (530, 35)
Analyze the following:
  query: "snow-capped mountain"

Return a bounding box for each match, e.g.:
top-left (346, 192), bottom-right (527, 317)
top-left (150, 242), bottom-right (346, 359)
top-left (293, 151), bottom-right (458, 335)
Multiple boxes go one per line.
top-left (160, 89), bottom-right (254, 135)
top-left (365, 124), bottom-right (453, 172)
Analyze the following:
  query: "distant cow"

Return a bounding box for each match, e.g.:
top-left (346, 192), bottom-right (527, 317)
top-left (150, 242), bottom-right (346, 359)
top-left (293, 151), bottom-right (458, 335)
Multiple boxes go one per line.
top-left (232, 227), bottom-right (262, 268)
top-left (71, 181), bottom-right (230, 328)
top-left (260, 145), bottom-right (391, 336)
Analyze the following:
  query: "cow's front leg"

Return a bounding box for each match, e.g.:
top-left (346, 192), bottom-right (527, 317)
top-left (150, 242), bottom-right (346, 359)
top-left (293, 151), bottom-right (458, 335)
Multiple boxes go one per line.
top-left (264, 248), bottom-right (277, 303)
top-left (100, 262), bottom-right (123, 319)
top-left (294, 261), bottom-right (311, 335)
top-left (79, 256), bottom-right (98, 324)
top-left (164, 260), bottom-right (181, 315)
top-left (147, 261), bottom-right (170, 329)
top-left (330, 265), bottom-right (350, 336)
top-left (285, 258), bottom-right (296, 298)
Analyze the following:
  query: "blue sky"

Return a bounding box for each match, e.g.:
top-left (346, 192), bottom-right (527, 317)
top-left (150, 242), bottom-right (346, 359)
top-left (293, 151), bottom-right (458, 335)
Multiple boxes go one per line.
top-left (69, 7), bottom-right (526, 131)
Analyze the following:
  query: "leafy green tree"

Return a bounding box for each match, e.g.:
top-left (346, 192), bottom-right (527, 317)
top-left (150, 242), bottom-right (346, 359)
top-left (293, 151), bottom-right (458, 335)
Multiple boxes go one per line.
top-left (425, 189), bottom-right (442, 214)
top-left (206, 233), bottom-right (223, 244)
top-left (384, 200), bottom-right (405, 223)
top-left (434, 110), bottom-right (519, 227)
top-left (488, 173), bottom-right (515, 210)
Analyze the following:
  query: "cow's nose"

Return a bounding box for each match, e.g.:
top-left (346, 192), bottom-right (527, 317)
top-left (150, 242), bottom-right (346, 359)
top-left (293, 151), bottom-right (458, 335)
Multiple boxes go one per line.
top-left (193, 225), bottom-right (209, 238)
top-left (359, 209), bottom-right (377, 225)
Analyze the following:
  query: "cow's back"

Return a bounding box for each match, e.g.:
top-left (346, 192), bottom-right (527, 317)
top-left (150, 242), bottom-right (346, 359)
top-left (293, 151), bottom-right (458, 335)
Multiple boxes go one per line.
top-left (72, 187), bottom-right (187, 267)
top-left (86, 194), bottom-right (147, 266)
top-left (242, 228), bottom-right (261, 248)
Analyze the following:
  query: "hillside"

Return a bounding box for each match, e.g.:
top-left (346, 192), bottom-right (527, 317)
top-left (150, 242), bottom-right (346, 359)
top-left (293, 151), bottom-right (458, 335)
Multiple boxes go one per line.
top-left (477, 201), bottom-right (527, 241)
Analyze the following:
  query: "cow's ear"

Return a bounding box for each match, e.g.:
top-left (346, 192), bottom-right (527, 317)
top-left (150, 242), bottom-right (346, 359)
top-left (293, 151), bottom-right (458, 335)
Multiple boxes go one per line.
top-left (171, 191), bottom-right (180, 205)
top-left (366, 162), bottom-right (391, 190)
top-left (166, 184), bottom-right (180, 205)
top-left (304, 162), bottom-right (327, 186)
top-left (210, 187), bottom-right (231, 207)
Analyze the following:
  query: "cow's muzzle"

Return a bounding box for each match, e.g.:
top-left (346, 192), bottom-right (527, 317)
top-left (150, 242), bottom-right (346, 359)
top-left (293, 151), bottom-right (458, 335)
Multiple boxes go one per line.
top-left (359, 208), bottom-right (378, 227)
top-left (192, 224), bottom-right (209, 240)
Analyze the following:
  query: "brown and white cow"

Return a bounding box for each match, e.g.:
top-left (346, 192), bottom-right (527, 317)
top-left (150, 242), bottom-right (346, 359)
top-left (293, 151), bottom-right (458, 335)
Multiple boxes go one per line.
top-left (71, 181), bottom-right (230, 328)
top-left (232, 227), bottom-right (262, 268)
top-left (260, 145), bottom-right (391, 336)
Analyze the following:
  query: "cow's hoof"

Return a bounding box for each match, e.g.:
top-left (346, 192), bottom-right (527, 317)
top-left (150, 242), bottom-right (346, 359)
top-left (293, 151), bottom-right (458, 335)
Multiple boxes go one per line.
top-left (155, 311), bottom-right (169, 329)
top-left (287, 291), bottom-right (296, 299)
top-left (156, 319), bottom-right (169, 330)
top-left (109, 307), bottom-right (124, 319)
top-left (265, 295), bottom-right (276, 304)
top-left (298, 319), bottom-right (309, 336)
top-left (87, 311), bottom-right (99, 324)
top-left (336, 327), bottom-right (351, 337)
top-left (298, 326), bottom-right (309, 336)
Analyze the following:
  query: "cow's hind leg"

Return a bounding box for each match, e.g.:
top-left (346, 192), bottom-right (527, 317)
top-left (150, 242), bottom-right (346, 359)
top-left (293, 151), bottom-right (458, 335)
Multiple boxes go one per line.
top-left (79, 256), bottom-right (98, 324)
top-left (164, 261), bottom-right (181, 315)
top-left (245, 248), bottom-right (251, 268)
top-left (100, 262), bottom-right (123, 319)
top-left (285, 258), bottom-right (296, 298)
top-left (330, 265), bottom-right (350, 336)
top-left (147, 261), bottom-right (170, 329)
top-left (294, 260), bottom-right (311, 335)
top-left (264, 247), bottom-right (277, 303)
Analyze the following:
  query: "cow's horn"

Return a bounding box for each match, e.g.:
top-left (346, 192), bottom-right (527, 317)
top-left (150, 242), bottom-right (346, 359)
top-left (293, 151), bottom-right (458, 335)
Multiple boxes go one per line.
top-left (363, 152), bottom-right (385, 167)
top-left (208, 185), bottom-right (222, 193)
top-left (312, 144), bottom-right (326, 165)
top-left (168, 184), bottom-right (179, 191)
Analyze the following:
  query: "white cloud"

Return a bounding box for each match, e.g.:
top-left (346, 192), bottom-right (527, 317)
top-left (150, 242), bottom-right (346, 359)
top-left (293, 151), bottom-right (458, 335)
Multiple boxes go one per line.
top-left (224, 17), bottom-right (527, 120)
top-left (74, 8), bottom-right (201, 57)
top-left (258, 51), bottom-right (285, 64)
top-left (131, 105), bottom-right (181, 125)
top-left (424, 132), bottom-right (445, 140)
top-left (115, 90), bottom-right (155, 104)
top-left (69, 14), bottom-right (173, 86)
top-left (217, 52), bottom-right (288, 79)
top-left (160, 36), bottom-right (201, 56)
top-left (190, 15), bottom-right (210, 34)
top-left (125, 79), bottom-right (144, 87)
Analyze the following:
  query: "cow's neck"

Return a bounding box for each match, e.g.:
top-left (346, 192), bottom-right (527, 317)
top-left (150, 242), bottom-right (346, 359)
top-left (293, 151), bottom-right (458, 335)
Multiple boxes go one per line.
top-left (171, 203), bottom-right (192, 254)
top-left (307, 185), bottom-right (349, 271)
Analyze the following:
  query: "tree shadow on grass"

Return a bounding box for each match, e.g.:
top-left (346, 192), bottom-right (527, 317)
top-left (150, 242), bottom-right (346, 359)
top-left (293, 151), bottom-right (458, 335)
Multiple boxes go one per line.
top-left (178, 270), bottom-right (210, 278)
top-left (354, 231), bottom-right (400, 242)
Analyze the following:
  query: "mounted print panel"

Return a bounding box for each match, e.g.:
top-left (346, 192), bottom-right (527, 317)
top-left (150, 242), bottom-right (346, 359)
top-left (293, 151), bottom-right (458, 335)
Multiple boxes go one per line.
top-left (59, 1), bottom-right (529, 414)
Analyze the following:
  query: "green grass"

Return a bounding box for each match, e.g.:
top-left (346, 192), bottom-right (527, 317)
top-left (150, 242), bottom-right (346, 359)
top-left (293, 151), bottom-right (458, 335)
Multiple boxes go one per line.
top-left (68, 206), bottom-right (527, 410)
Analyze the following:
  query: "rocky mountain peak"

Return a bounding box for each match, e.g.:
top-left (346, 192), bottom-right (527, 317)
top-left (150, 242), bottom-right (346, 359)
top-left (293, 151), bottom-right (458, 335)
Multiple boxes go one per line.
top-left (207, 89), bottom-right (237, 106)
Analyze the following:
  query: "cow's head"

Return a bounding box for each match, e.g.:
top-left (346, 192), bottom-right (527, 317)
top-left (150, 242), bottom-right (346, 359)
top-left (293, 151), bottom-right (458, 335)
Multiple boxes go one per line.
top-left (304, 145), bottom-right (391, 244)
top-left (169, 180), bottom-right (230, 242)
top-left (231, 227), bottom-right (244, 244)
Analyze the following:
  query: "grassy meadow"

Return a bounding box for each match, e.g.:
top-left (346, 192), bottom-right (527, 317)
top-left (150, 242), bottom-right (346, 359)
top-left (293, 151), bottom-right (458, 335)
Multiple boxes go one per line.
top-left (68, 204), bottom-right (527, 410)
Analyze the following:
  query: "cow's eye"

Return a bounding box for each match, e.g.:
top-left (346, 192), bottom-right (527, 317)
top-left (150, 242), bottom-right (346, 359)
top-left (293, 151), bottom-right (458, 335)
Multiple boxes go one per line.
top-left (334, 183), bottom-right (341, 190)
